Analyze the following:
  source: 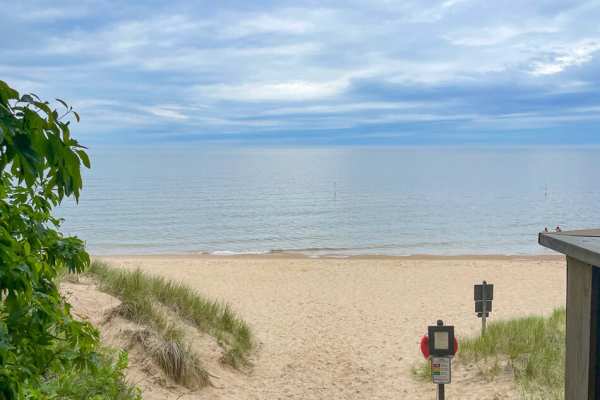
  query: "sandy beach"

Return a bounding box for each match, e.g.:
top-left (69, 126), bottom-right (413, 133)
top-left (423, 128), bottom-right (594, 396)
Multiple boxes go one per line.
top-left (83, 254), bottom-right (566, 400)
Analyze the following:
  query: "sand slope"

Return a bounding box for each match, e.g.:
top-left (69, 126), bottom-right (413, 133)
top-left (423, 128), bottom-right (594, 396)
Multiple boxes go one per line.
top-left (86, 255), bottom-right (565, 400)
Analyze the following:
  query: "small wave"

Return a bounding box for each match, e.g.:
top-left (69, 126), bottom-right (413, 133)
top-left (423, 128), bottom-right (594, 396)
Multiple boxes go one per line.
top-left (208, 244), bottom-right (405, 257)
top-left (209, 250), bottom-right (272, 256)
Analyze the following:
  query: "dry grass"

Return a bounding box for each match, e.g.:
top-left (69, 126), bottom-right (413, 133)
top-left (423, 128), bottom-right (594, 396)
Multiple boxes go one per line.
top-left (104, 294), bottom-right (210, 388)
top-left (89, 260), bottom-right (253, 368)
top-left (130, 329), bottom-right (210, 389)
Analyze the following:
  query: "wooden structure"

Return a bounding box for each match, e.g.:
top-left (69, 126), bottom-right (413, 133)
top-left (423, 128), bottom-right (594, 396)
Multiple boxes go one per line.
top-left (539, 229), bottom-right (600, 400)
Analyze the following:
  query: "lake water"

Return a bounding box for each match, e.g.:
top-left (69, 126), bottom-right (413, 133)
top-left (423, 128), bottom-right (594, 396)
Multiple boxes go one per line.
top-left (56, 145), bottom-right (600, 256)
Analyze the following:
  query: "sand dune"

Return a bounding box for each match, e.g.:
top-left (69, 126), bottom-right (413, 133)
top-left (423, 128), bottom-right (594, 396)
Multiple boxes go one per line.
top-left (81, 254), bottom-right (565, 399)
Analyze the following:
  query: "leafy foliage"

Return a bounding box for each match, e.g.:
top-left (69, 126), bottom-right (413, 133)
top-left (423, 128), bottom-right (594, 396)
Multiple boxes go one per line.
top-left (0, 80), bottom-right (138, 399)
top-left (34, 350), bottom-right (139, 400)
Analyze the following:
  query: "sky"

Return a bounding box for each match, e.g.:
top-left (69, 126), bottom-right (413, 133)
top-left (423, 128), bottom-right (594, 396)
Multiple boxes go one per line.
top-left (1, 0), bottom-right (600, 145)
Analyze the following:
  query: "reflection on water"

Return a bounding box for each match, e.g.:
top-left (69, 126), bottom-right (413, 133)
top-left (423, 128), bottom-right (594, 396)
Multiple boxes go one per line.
top-left (57, 145), bottom-right (600, 255)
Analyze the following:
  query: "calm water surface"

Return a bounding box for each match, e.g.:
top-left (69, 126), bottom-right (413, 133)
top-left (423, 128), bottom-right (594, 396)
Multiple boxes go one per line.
top-left (57, 146), bottom-right (600, 255)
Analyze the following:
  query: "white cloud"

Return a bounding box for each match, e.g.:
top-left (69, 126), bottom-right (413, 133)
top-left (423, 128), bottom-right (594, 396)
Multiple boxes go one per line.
top-left (14, 4), bottom-right (89, 21)
top-left (135, 42), bottom-right (321, 72)
top-left (197, 80), bottom-right (349, 102)
top-left (445, 25), bottom-right (558, 47)
top-left (141, 106), bottom-right (189, 121)
top-left (359, 112), bottom-right (477, 124)
top-left (399, 0), bottom-right (468, 22)
top-left (42, 14), bottom-right (202, 56)
top-left (466, 108), bottom-right (600, 130)
top-left (531, 40), bottom-right (600, 75)
top-left (219, 13), bottom-right (315, 38)
top-left (441, 0), bottom-right (467, 8)
top-left (261, 101), bottom-right (437, 115)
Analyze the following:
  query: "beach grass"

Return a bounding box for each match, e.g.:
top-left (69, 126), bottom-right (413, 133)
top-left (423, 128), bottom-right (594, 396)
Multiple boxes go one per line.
top-left (100, 281), bottom-right (210, 388)
top-left (108, 297), bottom-right (211, 387)
top-left (459, 308), bottom-right (565, 399)
top-left (88, 260), bottom-right (253, 369)
top-left (411, 358), bottom-right (432, 381)
top-left (412, 309), bottom-right (565, 398)
top-left (130, 328), bottom-right (210, 388)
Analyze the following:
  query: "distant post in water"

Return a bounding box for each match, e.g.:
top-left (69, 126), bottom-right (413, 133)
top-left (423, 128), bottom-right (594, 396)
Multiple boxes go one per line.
top-left (420, 320), bottom-right (458, 400)
top-left (474, 281), bottom-right (493, 335)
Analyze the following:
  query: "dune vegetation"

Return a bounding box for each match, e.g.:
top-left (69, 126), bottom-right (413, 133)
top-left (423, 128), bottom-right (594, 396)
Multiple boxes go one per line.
top-left (414, 308), bottom-right (565, 399)
top-left (85, 260), bottom-right (253, 386)
top-left (459, 308), bottom-right (565, 399)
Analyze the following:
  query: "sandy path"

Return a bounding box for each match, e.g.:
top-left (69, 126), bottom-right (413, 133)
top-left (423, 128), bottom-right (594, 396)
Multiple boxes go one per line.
top-left (99, 255), bottom-right (565, 400)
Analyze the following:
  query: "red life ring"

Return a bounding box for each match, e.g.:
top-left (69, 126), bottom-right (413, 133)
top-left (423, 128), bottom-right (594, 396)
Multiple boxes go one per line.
top-left (420, 335), bottom-right (430, 359)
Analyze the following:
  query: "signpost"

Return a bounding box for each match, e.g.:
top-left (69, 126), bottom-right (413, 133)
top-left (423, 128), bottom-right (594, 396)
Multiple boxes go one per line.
top-left (420, 320), bottom-right (457, 400)
top-left (474, 281), bottom-right (493, 335)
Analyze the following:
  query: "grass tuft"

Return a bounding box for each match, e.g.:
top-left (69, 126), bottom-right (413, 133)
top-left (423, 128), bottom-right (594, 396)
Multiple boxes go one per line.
top-left (105, 295), bottom-right (207, 388)
top-left (459, 308), bottom-right (565, 399)
top-left (411, 359), bottom-right (432, 382)
top-left (131, 329), bottom-right (210, 389)
top-left (88, 260), bottom-right (253, 369)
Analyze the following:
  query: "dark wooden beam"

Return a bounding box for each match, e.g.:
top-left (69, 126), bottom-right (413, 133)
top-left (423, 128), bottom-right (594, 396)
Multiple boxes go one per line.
top-left (566, 256), bottom-right (593, 399)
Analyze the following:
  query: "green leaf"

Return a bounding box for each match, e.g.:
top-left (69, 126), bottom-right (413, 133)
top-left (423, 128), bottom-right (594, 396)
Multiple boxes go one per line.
top-left (76, 149), bottom-right (91, 168)
top-left (56, 98), bottom-right (68, 109)
top-left (33, 101), bottom-right (51, 116)
top-left (20, 94), bottom-right (35, 104)
top-left (0, 80), bottom-right (19, 104)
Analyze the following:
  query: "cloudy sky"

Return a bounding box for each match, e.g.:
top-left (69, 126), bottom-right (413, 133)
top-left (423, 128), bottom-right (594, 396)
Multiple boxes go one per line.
top-left (2, 0), bottom-right (600, 145)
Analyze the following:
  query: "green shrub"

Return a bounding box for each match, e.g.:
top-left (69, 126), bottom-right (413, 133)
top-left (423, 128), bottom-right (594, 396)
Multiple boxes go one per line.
top-left (0, 80), bottom-right (137, 399)
top-left (33, 350), bottom-right (140, 400)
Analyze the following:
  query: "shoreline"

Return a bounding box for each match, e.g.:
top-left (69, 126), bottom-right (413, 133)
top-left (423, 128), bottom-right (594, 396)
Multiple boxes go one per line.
top-left (96, 252), bottom-right (564, 261)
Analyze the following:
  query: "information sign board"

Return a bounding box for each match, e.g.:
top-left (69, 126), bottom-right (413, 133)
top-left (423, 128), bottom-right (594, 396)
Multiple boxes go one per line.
top-left (431, 356), bottom-right (451, 384)
top-left (474, 283), bottom-right (494, 301)
top-left (475, 300), bottom-right (493, 313)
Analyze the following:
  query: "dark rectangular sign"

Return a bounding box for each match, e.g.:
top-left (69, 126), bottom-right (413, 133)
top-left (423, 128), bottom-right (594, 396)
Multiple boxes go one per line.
top-left (427, 325), bottom-right (455, 357)
top-left (474, 284), bottom-right (494, 301)
top-left (475, 300), bottom-right (493, 313)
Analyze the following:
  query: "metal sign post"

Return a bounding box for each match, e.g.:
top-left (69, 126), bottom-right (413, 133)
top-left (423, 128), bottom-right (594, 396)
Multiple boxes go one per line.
top-left (474, 281), bottom-right (493, 336)
top-left (420, 320), bottom-right (457, 400)
top-left (437, 381), bottom-right (445, 400)
top-left (482, 296), bottom-right (487, 335)
top-left (431, 356), bottom-right (451, 399)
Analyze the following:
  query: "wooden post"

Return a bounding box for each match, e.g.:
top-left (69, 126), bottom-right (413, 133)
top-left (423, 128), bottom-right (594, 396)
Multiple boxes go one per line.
top-left (537, 230), bottom-right (600, 400)
top-left (589, 266), bottom-right (600, 398)
top-left (565, 256), bottom-right (593, 400)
